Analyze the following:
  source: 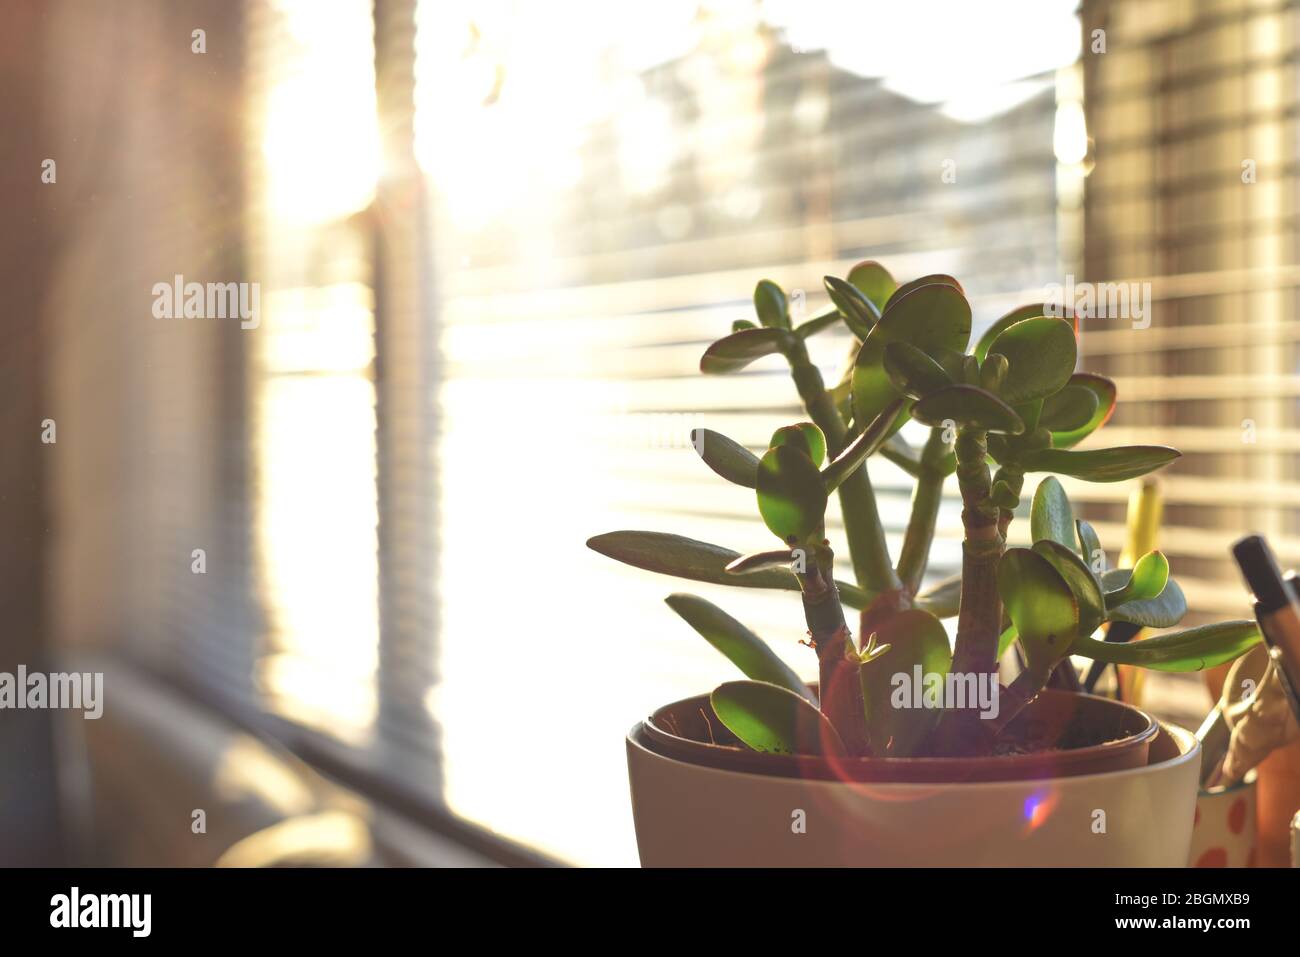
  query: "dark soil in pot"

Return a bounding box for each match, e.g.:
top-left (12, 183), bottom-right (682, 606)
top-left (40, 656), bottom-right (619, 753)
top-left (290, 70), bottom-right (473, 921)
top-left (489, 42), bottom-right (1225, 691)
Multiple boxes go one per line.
top-left (642, 687), bottom-right (1158, 784)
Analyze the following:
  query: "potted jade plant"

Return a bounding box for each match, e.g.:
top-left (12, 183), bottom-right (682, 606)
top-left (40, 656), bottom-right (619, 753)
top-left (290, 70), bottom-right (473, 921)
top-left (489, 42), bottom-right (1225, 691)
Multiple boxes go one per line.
top-left (589, 264), bottom-right (1263, 866)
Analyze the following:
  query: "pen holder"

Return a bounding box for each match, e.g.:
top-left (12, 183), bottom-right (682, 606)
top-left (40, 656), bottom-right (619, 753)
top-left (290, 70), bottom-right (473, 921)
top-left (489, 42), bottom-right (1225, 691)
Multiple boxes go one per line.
top-left (1189, 772), bottom-right (1257, 868)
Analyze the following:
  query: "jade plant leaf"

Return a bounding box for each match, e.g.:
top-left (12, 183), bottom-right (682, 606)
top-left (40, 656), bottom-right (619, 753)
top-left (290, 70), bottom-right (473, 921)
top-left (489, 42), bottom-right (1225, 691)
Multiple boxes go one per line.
top-left (700, 327), bottom-right (790, 374)
top-left (847, 260), bottom-right (898, 313)
top-left (665, 594), bottom-right (813, 702)
top-left (710, 680), bottom-right (846, 755)
top-left (859, 609), bottom-right (952, 757)
top-left (914, 574), bottom-right (961, 618)
top-left (824, 276), bottom-right (880, 340)
top-left (1106, 550), bottom-right (1170, 607)
top-left (1071, 620), bottom-right (1261, 672)
top-left (585, 531), bottom-right (872, 608)
top-left (795, 309), bottom-right (841, 340)
top-left (753, 279), bottom-right (790, 329)
top-left (725, 549), bottom-right (798, 575)
top-left (690, 428), bottom-right (758, 488)
top-left (883, 341), bottom-right (953, 398)
top-left (1017, 446), bottom-right (1181, 482)
top-left (770, 422), bottom-right (827, 468)
top-left (979, 353), bottom-right (1009, 394)
top-left (885, 273), bottom-right (962, 310)
top-left (1033, 540), bottom-right (1105, 638)
top-left (1076, 519), bottom-right (1106, 581)
top-left (998, 548), bottom-right (1079, 675)
top-left (1030, 476), bottom-right (1074, 549)
top-left (912, 384), bottom-right (1025, 434)
top-left (756, 444), bottom-right (828, 544)
top-left (1049, 373), bottom-right (1117, 449)
top-left (851, 283), bottom-right (972, 428)
top-left (985, 316), bottom-right (1078, 406)
top-left (820, 397), bottom-right (906, 493)
top-left (997, 623), bottom-right (1019, 658)
top-left (1039, 384), bottom-right (1099, 433)
top-left (1107, 576), bottom-right (1187, 629)
top-left (973, 303), bottom-right (1056, 363)
top-left (1015, 398), bottom-right (1044, 433)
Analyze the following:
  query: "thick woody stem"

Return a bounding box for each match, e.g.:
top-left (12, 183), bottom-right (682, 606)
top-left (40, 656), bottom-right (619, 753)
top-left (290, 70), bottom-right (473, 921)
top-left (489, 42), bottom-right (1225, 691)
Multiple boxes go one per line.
top-left (950, 430), bottom-right (1003, 679)
top-left (800, 556), bottom-right (871, 756)
top-left (931, 429), bottom-right (1005, 756)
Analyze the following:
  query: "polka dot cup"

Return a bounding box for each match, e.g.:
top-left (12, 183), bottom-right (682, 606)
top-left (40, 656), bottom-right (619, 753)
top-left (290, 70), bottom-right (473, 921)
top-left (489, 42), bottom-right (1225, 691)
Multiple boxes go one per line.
top-left (1189, 773), bottom-right (1257, 868)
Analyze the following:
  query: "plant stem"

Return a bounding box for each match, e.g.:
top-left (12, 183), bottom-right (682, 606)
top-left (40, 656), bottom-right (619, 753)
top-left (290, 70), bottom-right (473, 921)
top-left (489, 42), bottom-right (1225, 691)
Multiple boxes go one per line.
top-left (931, 428), bottom-right (1004, 756)
top-left (950, 429), bottom-right (1003, 678)
top-left (783, 338), bottom-right (899, 594)
top-left (987, 665), bottom-right (1053, 737)
top-left (896, 428), bottom-right (948, 594)
top-left (799, 555), bottom-right (871, 756)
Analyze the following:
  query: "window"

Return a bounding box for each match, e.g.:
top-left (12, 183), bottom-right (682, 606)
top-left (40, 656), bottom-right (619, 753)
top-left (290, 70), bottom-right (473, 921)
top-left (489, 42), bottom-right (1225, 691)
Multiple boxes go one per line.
top-left (414, 0), bottom-right (1081, 864)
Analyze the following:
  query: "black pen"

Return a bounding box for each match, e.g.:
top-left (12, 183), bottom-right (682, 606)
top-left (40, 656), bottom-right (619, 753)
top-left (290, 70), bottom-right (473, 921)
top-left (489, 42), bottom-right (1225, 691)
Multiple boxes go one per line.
top-left (1230, 535), bottom-right (1300, 725)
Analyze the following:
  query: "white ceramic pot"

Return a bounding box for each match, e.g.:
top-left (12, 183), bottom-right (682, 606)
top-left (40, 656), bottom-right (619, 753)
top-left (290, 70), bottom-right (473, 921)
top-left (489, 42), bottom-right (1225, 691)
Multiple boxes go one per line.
top-left (626, 722), bottom-right (1201, 867)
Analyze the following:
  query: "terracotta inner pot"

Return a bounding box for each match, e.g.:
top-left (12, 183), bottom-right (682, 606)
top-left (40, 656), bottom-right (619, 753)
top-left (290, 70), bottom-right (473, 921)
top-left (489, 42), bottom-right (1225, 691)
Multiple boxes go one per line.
top-left (643, 687), bottom-right (1158, 783)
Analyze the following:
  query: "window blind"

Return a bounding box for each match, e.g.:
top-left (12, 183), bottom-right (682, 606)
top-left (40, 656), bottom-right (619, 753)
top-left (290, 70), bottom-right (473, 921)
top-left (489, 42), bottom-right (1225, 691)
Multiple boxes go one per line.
top-left (1080, 0), bottom-right (1300, 622)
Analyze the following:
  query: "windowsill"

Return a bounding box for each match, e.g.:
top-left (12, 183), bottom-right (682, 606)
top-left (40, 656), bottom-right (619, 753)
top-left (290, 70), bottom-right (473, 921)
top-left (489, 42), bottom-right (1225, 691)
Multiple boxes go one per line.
top-left (62, 652), bottom-right (560, 868)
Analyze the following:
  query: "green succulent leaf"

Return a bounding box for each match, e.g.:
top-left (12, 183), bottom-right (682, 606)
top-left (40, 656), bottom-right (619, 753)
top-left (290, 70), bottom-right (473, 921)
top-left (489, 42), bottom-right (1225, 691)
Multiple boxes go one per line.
top-left (1033, 540), bottom-right (1106, 638)
top-left (1107, 576), bottom-right (1187, 629)
top-left (914, 574), bottom-right (962, 618)
top-left (847, 260), bottom-right (898, 313)
top-left (665, 594), bottom-right (813, 701)
top-left (998, 623), bottom-right (1019, 658)
top-left (586, 531), bottom-right (873, 607)
top-left (989, 480), bottom-right (1019, 510)
top-left (1049, 373), bottom-right (1118, 449)
top-left (1015, 399), bottom-right (1044, 434)
top-left (821, 398), bottom-right (905, 493)
top-left (700, 327), bottom-right (790, 374)
top-left (985, 316), bottom-right (1078, 406)
top-left (1030, 476), bottom-right (1075, 549)
top-left (754, 279), bottom-right (790, 330)
top-left (860, 609), bottom-right (952, 757)
top-left (1039, 383), bottom-right (1099, 434)
top-left (690, 428), bottom-right (759, 488)
top-left (998, 547), bottom-right (1080, 674)
top-left (1107, 550), bottom-right (1170, 606)
top-left (756, 444), bottom-right (828, 544)
top-left (732, 319), bottom-right (757, 332)
top-left (883, 341), bottom-right (953, 398)
top-left (912, 384), bottom-right (1025, 434)
top-left (1071, 621), bottom-right (1261, 672)
top-left (885, 274), bottom-right (963, 310)
top-left (979, 353), bottom-right (1009, 394)
top-left (724, 549), bottom-right (797, 575)
top-left (710, 680), bottom-right (846, 755)
top-left (973, 303), bottom-right (1069, 363)
top-left (795, 309), bottom-right (841, 340)
top-left (851, 283), bottom-right (972, 428)
top-left (770, 422), bottom-right (827, 468)
top-left (1076, 519), bottom-right (1106, 581)
top-left (1017, 446), bottom-right (1181, 482)
top-left (825, 275), bottom-right (880, 340)
top-left (1101, 566), bottom-right (1133, 594)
